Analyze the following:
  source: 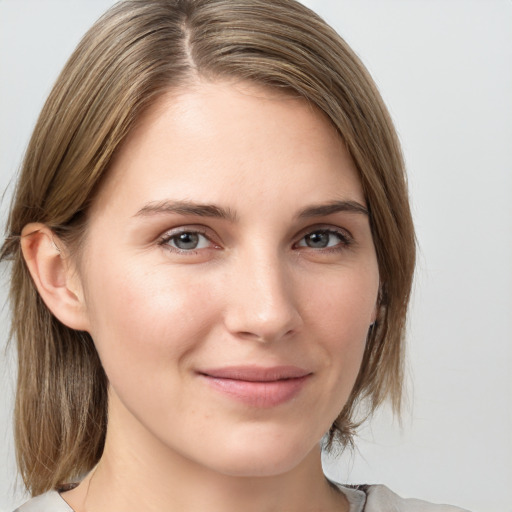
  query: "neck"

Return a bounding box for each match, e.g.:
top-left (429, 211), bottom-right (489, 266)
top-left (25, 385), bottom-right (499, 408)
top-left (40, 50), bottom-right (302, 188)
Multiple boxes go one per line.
top-left (62, 395), bottom-right (348, 512)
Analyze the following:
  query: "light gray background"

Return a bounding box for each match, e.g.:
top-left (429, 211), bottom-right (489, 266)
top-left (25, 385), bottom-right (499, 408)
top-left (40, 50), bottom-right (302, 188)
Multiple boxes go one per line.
top-left (1, 1), bottom-right (511, 511)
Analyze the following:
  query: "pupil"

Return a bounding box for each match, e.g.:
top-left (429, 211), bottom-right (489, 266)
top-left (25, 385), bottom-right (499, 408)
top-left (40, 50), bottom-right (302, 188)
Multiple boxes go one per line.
top-left (306, 231), bottom-right (329, 248)
top-left (175, 232), bottom-right (199, 250)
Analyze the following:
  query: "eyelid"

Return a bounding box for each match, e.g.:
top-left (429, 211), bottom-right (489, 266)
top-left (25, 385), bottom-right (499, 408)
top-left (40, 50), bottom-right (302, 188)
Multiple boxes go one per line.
top-left (295, 223), bottom-right (353, 241)
top-left (157, 225), bottom-right (221, 252)
top-left (155, 223), bottom-right (354, 254)
top-left (292, 224), bottom-right (354, 250)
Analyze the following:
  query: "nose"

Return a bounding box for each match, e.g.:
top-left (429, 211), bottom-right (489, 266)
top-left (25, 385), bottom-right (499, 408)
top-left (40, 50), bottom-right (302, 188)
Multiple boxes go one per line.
top-left (222, 250), bottom-right (303, 343)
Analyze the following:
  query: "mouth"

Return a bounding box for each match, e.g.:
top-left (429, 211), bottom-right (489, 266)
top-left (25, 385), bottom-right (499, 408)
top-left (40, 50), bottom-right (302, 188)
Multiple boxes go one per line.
top-left (197, 365), bottom-right (312, 408)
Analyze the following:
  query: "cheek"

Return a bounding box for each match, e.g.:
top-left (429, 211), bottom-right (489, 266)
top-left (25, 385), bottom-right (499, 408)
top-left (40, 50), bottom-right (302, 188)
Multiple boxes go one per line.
top-left (304, 266), bottom-right (378, 339)
top-left (82, 259), bottom-right (219, 380)
top-left (302, 267), bottom-right (378, 388)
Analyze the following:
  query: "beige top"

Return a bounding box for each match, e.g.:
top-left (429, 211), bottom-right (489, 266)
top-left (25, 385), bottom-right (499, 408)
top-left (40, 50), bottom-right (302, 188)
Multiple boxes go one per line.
top-left (14, 484), bottom-right (470, 512)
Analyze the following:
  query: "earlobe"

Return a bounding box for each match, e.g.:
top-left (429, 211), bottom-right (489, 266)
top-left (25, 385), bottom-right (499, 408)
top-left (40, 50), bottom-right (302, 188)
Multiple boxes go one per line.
top-left (20, 223), bottom-right (90, 331)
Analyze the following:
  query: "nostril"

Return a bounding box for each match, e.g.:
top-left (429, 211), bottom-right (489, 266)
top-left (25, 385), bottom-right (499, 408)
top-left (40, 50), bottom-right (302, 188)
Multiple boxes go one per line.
top-left (237, 331), bottom-right (266, 341)
top-left (235, 328), bottom-right (296, 343)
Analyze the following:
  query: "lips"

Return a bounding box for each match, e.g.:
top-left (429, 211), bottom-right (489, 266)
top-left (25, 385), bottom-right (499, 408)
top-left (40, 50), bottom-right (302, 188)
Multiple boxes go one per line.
top-left (198, 365), bottom-right (312, 408)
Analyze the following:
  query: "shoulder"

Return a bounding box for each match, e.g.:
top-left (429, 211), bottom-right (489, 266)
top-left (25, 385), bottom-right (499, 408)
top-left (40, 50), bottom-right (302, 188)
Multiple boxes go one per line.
top-left (345, 484), bottom-right (471, 512)
top-left (13, 491), bottom-right (74, 512)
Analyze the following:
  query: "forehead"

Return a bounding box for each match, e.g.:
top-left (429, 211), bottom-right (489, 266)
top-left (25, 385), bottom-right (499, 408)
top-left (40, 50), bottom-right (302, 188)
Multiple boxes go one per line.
top-left (91, 80), bottom-right (364, 219)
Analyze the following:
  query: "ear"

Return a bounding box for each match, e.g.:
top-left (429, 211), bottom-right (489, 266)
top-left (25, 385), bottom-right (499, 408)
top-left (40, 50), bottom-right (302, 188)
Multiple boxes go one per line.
top-left (371, 298), bottom-right (379, 324)
top-left (370, 285), bottom-right (382, 326)
top-left (20, 223), bottom-right (90, 331)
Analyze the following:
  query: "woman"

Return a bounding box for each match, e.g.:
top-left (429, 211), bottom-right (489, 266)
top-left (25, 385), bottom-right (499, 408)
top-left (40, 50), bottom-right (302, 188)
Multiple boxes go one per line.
top-left (1, 1), bottom-right (467, 511)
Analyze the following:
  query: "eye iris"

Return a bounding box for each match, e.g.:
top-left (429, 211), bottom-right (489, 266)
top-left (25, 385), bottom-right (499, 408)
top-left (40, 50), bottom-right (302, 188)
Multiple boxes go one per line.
top-left (306, 231), bottom-right (330, 248)
top-left (174, 232), bottom-right (199, 250)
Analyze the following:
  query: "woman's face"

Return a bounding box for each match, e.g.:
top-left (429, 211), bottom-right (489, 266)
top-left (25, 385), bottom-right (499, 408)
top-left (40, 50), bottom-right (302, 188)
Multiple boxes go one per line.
top-left (77, 81), bottom-right (379, 477)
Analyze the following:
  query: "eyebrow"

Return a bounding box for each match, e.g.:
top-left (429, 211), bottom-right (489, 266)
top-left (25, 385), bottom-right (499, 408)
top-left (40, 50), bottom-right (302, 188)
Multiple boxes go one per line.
top-left (134, 200), bottom-right (238, 222)
top-left (297, 200), bottom-right (368, 218)
top-left (134, 199), bottom-right (368, 222)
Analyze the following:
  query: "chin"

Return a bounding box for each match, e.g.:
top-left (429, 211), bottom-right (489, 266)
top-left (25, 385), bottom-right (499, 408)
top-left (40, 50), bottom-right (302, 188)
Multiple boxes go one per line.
top-left (192, 426), bottom-right (322, 478)
top-left (213, 452), bottom-right (312, 478)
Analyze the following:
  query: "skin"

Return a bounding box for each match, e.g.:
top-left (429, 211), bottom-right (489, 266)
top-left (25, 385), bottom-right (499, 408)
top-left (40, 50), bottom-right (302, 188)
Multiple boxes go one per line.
top-left (22, 80), bottom-right (379, 512)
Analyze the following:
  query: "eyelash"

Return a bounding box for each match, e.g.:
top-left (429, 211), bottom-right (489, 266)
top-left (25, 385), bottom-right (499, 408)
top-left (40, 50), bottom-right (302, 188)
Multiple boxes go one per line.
top-left (158, 228), bottom-right (217, 254)
top-left (158, 226), bottom-right (353, 255)
top-left (293, 228), bottom-right (353, 252)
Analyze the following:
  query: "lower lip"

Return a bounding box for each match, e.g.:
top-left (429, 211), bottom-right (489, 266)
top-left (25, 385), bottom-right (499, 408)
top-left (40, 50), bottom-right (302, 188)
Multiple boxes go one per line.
top-left (200, 374), bottom-right (310, 408)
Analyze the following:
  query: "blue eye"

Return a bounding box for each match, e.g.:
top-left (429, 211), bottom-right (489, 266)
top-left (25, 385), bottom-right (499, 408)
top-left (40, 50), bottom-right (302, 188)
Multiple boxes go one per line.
top-left (162, 231), bottom-right (212, 251)
top-left (296, 229), bottom-right (349, 249)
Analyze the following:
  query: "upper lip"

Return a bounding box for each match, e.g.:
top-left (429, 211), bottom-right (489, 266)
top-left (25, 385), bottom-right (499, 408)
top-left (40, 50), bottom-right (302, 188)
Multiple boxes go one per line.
top-left (198, 365), bottom-right (312, 382)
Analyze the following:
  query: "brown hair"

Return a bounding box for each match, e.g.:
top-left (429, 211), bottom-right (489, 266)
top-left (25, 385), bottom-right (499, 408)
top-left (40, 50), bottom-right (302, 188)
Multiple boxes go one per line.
top-left (1, 0), bottom-right (415, 496)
